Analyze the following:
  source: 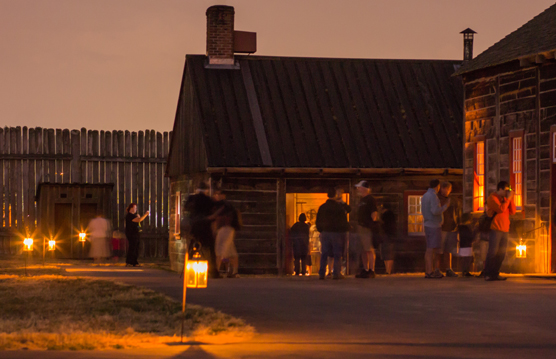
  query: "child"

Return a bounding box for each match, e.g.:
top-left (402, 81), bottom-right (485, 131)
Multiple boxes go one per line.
top-left (111, 230), bottom-right (125, 264)
top-left (290, 213), bottom-right (310, 276)
top-left (458, 213), bottom-right (475, 277)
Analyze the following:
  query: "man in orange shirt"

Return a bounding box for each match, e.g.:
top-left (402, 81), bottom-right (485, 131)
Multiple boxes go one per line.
top-left (484, 181), bottom-right (516, 281)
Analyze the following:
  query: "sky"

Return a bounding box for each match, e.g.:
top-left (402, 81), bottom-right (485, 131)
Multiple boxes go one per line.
top-left (1, 0), bottom-right (554, 132)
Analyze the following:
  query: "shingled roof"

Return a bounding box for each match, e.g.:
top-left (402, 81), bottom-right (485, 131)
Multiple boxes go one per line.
top-left (167, 55), bottom-right (463, 174)
top-left (455, 3), bottom-right (556, 76)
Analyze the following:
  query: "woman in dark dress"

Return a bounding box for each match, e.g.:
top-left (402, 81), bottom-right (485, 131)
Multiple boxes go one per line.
top-left (125, 203), bottom-right (149, 267)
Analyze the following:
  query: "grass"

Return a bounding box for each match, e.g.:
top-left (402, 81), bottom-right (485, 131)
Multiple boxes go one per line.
top-left (0, 266), bottom-right (254, 350)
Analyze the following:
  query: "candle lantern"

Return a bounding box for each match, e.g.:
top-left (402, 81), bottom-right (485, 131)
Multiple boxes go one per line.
top-left (48, 240), bottom-right (56, 251)
top-left (23, 238), bottom-right (34, 252)
top-left (79, 232), bottom-right (86, 242)
top-left (516, 240), bottom-right (527, 259)
top-left (186, 243), bottom-right (208, 288)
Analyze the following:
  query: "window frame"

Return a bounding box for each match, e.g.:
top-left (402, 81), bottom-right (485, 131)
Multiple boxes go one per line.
top-left (175, 191), bottom-right (181, 235)
top-left (404, 190), bottom-right (426, 236)
top-left (509, 130), bottom-right (524, 211)
top-left (473, 139), bottom-right (486, 212)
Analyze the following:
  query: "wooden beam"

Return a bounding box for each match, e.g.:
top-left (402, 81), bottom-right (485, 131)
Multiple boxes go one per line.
top-left (207, 167), bottom-right (463, 176)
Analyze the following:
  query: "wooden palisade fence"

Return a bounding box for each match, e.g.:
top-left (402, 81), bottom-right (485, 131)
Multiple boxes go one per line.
top-left (0, 126), bottom-right (170, 257)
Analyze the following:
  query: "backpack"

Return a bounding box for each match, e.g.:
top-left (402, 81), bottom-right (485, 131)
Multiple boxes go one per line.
top-left (478, 211), bottom-right (496, 233)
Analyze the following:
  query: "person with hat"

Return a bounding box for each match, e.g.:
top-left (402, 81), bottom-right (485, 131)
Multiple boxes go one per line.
top-left (354, 180), bottom-right (378, 279)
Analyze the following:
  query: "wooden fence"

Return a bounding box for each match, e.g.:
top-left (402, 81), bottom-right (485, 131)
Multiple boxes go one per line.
top-left (0, 126), bottom-right (170, 257)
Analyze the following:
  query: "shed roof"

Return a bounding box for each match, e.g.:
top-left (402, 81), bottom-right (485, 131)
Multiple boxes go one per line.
top-left (170, 55), bottom-right (463, 171)
top-left (454, 3), bottom-right (556, 76)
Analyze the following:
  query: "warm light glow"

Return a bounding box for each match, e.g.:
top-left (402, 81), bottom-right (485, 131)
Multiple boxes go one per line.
top-left (48, 240), bottom-right (56, 251)
top-left (474, 141), bottom-right (485, 211)
top-left (79, 232), bottom-right (86, 242)
top-left (186, 257), bottom-right (208, 288)
top-left (23, 238), bottom-right (33, 251)
top-left (516, 244), bottom-right (527, 258)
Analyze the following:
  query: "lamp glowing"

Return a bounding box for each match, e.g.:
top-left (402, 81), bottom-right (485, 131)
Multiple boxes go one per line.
top-left (23, 238), bottom-right (33, 252)
top-left (79, 232), bottom-right (86, 242)
top-left (186, 252), bottom-right (208, 288)
top-left (48, 240), bottom-right (56, 251)
top-left (516, 243), bottom-right (527, 258)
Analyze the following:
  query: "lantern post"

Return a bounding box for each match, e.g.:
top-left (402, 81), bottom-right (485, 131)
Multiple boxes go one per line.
top-left (79, 232), bottom-right (86, 259)
top-left (23, 237), bottom-right (33, 276)
top-left (181, 242), bottom-right (208, 342)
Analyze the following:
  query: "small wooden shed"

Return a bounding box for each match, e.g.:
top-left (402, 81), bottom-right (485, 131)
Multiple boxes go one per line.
top-left (36, 183), bottom-right (113, 258)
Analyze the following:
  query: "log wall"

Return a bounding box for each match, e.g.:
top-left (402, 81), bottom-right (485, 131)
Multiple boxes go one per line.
top-left (462, 62), bottom-right (556, 273)
top-left (0, 126), bottom-right (170, 257)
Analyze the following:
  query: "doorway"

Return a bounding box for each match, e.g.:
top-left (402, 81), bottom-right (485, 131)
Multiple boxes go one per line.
top-left (286, 193), bottom-right (349, 275)
top-left (54, 204), bottom-right (72, 257)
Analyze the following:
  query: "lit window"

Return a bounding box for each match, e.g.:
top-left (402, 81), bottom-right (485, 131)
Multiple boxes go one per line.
top-left (512, 137), bottom-right (523, 210)
top-left (474, 141), bottom-right (485, 212)
top-left (408, 195), bottom-right (424, 235)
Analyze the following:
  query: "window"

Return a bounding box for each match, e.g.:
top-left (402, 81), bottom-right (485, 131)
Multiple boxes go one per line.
top-left (474, 141), bottom-right (485, 212)
top-left (407, 195), bottom-right (424, 235)
top-left (175, 191), bottom-right (181, 235)
top-left (511, 136), bottom-right (523, 210)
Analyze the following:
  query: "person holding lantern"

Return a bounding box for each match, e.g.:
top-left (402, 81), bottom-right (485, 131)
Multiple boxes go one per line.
top-left (484, 181), bottom-right (516, 281)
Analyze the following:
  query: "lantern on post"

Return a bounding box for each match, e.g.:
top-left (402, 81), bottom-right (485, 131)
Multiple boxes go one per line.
top-left (181, 242), bottom-right (208, 342)
top-left (79, 232), bottom-right (86, 259)
top-left (23, 238), bottom-right (33, 276)
top-left (186, 245), bottom-right (208, 289)
top-left (23, 238), bottom-right (34, 252)
top-left (516, 239), bottom-right (527, 259)
top-left (48, 240), bottom-right (56, 251)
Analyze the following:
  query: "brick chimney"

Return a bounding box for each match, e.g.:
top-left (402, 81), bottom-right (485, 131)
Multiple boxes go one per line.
top-left (206, 5), bottom-right (235, 65)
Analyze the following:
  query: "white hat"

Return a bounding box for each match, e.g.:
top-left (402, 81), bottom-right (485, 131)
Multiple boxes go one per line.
top-left (354, 180), bottom-right (370, 188)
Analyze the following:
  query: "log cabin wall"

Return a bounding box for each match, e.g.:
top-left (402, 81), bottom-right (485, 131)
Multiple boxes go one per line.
top-left (169, 173), bottom-right (462, 274)
top-left (462, 62), bottom-right (556, 273)
top-left (0, 126), bottom-right (171, 258)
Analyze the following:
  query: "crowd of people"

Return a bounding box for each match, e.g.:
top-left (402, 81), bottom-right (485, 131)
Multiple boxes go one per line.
top-left (291, 178), bottom-right (516, 281)
top-left (182, 182), bottom-right (242, 278)
top-left (87, 178), bottom-right (516, 282)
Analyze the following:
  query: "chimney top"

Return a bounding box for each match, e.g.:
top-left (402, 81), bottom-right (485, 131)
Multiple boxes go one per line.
top-left (460, 28), bottom-right (477, 34)
top-left (206, 5), bottom-right (235, 66)
top-left (461, 28), bottom-right (476, 62)
top-left (206, 5), bottom-right (234, 15)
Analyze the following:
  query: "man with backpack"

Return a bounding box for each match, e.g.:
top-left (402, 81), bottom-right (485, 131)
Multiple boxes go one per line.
top-left (484, 181), bottom-right (516, 281)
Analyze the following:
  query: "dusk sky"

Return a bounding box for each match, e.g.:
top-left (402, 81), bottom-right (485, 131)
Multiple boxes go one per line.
top-left (1, 0), bottom-right (554, 132)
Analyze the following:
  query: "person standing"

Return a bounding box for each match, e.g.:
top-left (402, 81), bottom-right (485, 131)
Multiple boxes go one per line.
top-left (325, 187), bottom-right (351, 277)
top-left (316, 188), bottom-right (349, 280)
top-left (439, 181), bottom-right (460, 277)
top-left (422, 179), bottom-right (449, 279)
top-left (354, 181), bottom-right (378, 279)
top-left (290, 213), bottom-right (310, 276)
top-left (125, 203), bottom-right (149, 267)
top-left (88, 214), bottom-right (111, 263)
top-left (381, 206), bottom-right (397, 275)
top-left (185, 182), bottom-right (219, 277)
top-left (484, 181), bottom-right (516, 281)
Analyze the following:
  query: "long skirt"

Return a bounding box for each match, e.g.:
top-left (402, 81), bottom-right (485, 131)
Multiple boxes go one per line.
top-left (89, 236), bottom-right (110, 258)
